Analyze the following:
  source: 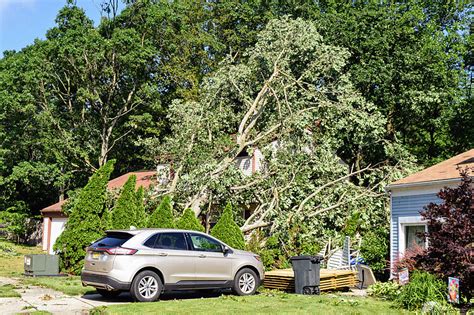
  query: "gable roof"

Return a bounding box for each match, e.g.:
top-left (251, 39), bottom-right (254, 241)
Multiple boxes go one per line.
top-left (390, 149), bottom-right (474, 187)
top-left (41, 171), bottom-right (156, 215)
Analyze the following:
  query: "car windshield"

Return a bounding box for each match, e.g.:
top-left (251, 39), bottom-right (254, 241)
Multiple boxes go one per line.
top-left (91, 233), bottom-right (133, 248)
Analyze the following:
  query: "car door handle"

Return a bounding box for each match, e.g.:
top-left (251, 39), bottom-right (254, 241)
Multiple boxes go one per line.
top-left (158, 253), bottom-right (168, 257)
top-left (199, 254), bottom-right (206, 258)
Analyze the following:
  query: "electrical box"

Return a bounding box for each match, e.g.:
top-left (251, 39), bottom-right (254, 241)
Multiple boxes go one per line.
top-left (24, 254), bottom-right (59, 276)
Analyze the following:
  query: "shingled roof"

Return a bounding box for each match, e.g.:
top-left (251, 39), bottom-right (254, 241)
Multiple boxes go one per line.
top-left (390, 149), bottom-right (474, 187)
top-left (41, 171), bottom-right (156, 215)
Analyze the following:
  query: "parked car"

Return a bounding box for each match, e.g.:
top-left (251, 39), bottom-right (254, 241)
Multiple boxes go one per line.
top-left (81, 229), bottom-right (264, 302)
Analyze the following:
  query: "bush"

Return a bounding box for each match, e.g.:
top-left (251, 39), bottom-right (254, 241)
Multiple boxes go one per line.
top-left (367, 281), bottom-right (401, 300)
top-left (396, 271), bottom-right (446, 310)
top-left (176, 208), bottom-right (204, 232)
top-left (110, 175), bottom-right (138, 229)
top-left (148, 195), bottom-right (175, 228)
top-left (417, 170), bottom-right (473, 302)
top-left (360, 228), bottom-right (389, 272)
top-left (211, 202), bottom-right (245, 250)
top-left (54, 160), bottom-right (115, 274)
top-left (134, 186), bottom-right (147, 228)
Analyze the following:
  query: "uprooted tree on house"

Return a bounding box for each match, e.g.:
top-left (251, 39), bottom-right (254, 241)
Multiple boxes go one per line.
top-left (54, 160), bottom-right (115, 274)
top-left (146, 17), bottom-right (415, 261)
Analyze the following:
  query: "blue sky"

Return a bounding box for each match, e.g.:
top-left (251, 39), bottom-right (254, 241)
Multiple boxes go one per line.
top-left (0, 0), bottom-right (123, 56)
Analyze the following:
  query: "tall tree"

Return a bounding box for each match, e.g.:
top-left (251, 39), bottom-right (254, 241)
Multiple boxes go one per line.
top-left (110, 175), bottom-right (138, 229)
top-left (54, 160), bottom-right (115, 274)
top-left (148, 195), bottom-right (175, 228)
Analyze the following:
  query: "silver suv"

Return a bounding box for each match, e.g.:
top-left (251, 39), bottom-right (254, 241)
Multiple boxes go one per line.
top-left (81, 229), bottom-right (264, 302)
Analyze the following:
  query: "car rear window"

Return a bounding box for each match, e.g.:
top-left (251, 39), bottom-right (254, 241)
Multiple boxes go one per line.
top-left (91, 233), bottom-right (133, 248)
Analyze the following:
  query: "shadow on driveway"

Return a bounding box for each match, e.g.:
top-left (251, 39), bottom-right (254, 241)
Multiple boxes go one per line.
top-left (81, 289), bottom-right (230, 303)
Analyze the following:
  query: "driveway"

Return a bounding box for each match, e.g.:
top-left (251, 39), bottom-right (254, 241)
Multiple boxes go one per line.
top-left (0, 277), bottom-right (130, 314)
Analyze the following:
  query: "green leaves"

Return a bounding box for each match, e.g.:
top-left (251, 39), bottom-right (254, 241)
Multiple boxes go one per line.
top-left (176, 208), bottom-right (205, 232)
top-left (53, 160), bottom-right (115, 274)
top-left (110, 175), bottom-right (146, 229)
top-left (211, 203), bottom-right (245, 250)
top-left (147, 196), bottom-right (175, 229)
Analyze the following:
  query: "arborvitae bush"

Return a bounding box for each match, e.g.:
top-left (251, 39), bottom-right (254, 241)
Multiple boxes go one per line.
top-left (54, 160), bottom-right (115, 274)
top-left (176, 208), bottom-right (204, 232)
top-left (211, 202), bottom-right (245, 249)
top-left (134, 186), bottom-right (147, 228)
top-left (110, 175), bottom-right (137, 229)
top-left (148, 195), bottom-right (175, 228)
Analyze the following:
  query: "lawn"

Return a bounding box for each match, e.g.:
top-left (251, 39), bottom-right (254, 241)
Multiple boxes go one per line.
top-left (21, 276), bottom-right (95, 296)
top-left (0, 284), bottom-right (21, 297)
top-left (0, 238), bottom-right (94, 296)
top-left (94, 291), bottom-right (413, 315)
top-left (0, 238), bottom-right (43, 277)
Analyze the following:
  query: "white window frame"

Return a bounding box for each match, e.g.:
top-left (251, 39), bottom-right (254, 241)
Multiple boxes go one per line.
top-left (398, 216), bottom-right (428, 256)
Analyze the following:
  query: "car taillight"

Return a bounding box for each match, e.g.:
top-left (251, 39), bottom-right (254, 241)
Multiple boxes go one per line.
top-left (105, 247), bottom-right (137, 255)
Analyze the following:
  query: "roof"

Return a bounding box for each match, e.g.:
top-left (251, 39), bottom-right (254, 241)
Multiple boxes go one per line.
top-left (41, 171), bottom-right (156, 215)
top-left (390, 149), bottom-right (474, 187)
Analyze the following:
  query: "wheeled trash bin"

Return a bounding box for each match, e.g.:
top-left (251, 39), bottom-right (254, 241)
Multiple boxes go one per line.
top-left (290, 255), bottom-right (323, 295)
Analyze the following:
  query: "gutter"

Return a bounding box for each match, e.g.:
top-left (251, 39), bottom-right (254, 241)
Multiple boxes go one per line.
top-left (385, 177), bottom-right (463, 191)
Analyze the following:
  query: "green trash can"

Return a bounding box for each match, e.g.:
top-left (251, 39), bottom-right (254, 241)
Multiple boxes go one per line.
top-left (290, 255), bottom-right (323, 295)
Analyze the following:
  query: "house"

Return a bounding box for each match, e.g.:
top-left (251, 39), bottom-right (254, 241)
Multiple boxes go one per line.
top-left (41, 171), bottom-right (156, 254)
top-left (386, 149), bottom-right (474, 272)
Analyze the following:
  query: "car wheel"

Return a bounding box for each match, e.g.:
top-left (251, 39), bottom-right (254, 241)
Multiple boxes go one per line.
top-left (96, 289), bottom-right (121, 298)
top-left (130, 270), bottom-right (163, 302)
top-left (233, 268), bottom-right (259, 296)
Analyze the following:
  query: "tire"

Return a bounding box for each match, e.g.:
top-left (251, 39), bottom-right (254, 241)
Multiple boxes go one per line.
top-left (233, 268), bottom-right (259, 296)
top-left (130, 270), bottom-right (163, 302)
top-left (96, 289), bottom-right (121, 298)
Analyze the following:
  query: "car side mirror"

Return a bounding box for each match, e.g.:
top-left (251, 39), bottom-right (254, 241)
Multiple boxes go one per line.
top-left (222, 245), bottom-right (231, 255)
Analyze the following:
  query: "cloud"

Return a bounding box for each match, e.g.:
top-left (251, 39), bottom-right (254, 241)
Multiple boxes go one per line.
top-left (0, 0), bottom-right (37, 15)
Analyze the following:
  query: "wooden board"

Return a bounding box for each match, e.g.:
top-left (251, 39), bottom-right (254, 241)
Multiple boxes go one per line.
top-left (263, 268), bottom-right (357, 292)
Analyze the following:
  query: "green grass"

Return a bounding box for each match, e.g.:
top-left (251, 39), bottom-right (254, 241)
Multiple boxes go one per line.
top-left (0, 238), bottom-right (94, 296)
top-left (0, 238), bottom-right (43, 277)
top-left (95, 291), bottom-right (413, 315)
top-left (0, 284), bottom-right (21, 297)
top-left (21, 276), bottom-right (95, 296)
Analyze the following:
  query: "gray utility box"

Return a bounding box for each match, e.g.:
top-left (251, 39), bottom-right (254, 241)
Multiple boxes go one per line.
top-left (24, 254), bottom-right (59, 276)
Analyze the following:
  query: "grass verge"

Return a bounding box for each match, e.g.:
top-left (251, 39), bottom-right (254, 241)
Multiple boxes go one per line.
top-left (93, 291), bottom-right (413, 315)
top-left (0, 284), bottom-right (21, 297)
top-left (21, 276), bottom-right (95, 296)
top-left (0, 238), bottom-right (43, 277)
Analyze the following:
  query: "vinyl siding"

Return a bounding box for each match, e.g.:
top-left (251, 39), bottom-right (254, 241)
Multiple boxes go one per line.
top-left (390, 193), bottom-right (440, 266)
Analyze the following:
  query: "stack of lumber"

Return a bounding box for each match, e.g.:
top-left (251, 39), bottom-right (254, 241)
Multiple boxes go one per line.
top-left (263, 268), bottom-right (357, 292)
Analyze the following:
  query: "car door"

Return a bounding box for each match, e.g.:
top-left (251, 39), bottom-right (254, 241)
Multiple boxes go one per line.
top-left (145, 232), bottom-right (195, 284)
top-left (187, 233), bottom-right (232, 281)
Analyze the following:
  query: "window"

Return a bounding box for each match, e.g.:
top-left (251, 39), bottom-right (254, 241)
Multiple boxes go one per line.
top-left (405, 225), bottom-right (426, 250)
top-left (144, 233), bottom-right (188, 250)
top-left (189, 234), bottom-right (222, 252)
top-left (143, 233), bottom-right (160, 248)
top-left (91, 233), bottom-right (132, 248)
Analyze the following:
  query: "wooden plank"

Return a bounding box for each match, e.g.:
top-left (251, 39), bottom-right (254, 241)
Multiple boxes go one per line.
top-left (263, 268), bottom-right (357, 292)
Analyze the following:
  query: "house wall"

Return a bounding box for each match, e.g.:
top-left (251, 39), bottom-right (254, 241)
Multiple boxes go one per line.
top-left (48, 217), bottom-right (68, 254)
top-left (389, 181), bottom-right (460, 273)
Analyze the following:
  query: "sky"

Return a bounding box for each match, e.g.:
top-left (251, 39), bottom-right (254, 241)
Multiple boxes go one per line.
top-left (0, 0), bottom-right (123, 56)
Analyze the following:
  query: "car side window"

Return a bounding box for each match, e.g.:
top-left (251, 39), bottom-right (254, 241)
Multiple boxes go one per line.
top-left (154, 233), bottom-right (188, 250)
top-left (143, 233), bottom-right (160, 248)
top-left (189, 234), bottom-right (222, 252)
